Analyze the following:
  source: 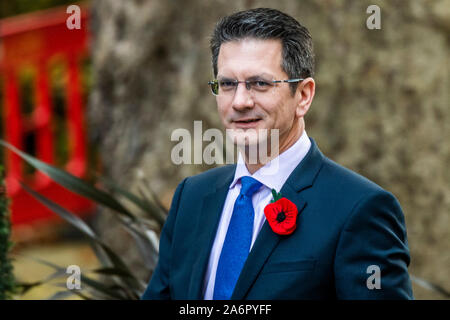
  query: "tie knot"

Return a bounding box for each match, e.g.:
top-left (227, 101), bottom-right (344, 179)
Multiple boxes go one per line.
top-left (239, 176), bottom-right (262, 198)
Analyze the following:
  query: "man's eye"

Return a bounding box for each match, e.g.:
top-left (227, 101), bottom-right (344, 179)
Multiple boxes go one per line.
top-left (251, 80), bottom-right (271, 90)
top-left (219, 81), bottom-right (237, 88)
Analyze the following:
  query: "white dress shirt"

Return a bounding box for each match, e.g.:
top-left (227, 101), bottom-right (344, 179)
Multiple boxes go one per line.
top-left (202, 130), bottom-right (312, 299)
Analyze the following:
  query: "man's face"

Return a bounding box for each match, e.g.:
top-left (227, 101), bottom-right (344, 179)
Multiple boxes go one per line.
top-left (216, 38), bottom-right (302, 150)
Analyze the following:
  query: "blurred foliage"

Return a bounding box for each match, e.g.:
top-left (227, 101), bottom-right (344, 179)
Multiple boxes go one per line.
top-left (0, 139), bottom-right (166, 299)
top-left (0, 0), bottom-right (78, 19)
top-left (0, 165), bottom-right (16, 299)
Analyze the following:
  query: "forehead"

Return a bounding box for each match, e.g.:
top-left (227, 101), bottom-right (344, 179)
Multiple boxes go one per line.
top-left (217, 38), bottom-right (285, 78)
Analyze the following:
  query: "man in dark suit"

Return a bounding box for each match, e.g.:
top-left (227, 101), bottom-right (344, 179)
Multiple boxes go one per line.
top-left (142, 8), bottom-right (413, 300)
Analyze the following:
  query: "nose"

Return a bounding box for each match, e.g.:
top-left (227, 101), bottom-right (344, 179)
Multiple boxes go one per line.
top-left (232, 82), bottom-right (255, 111)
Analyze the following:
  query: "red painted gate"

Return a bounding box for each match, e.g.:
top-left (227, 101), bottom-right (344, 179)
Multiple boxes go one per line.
top-left (0, 4), bottom-right (95, 226)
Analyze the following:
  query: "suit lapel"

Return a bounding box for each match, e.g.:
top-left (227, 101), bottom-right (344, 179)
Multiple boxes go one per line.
top-left (231, 138), bottom-right (325, 299)
top-left (230, 184), bottom-right (307, 299)
top-left (188, 165), bottom-right (235, 299)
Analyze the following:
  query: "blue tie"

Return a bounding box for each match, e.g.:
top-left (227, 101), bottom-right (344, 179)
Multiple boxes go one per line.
top-left (213, 176), bottom-right (262, 300)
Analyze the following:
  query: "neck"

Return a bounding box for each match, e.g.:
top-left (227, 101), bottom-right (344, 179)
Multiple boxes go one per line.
top-left (241, 120), bottom-right (304, 174)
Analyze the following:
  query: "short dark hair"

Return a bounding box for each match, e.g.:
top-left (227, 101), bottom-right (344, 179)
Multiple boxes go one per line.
top-left (210, 8), bottom-right (315, 94)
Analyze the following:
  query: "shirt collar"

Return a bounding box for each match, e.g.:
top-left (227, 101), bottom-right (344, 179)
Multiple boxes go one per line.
top-left (230, 130), bottom-right (311, 191)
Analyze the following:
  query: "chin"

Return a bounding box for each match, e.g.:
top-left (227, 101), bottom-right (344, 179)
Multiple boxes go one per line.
top-left (225, 126), bottom-right (269, 148)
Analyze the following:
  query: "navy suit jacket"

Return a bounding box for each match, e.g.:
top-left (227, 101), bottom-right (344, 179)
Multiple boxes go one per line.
top-left (142, 138), bottom-right (413, 299)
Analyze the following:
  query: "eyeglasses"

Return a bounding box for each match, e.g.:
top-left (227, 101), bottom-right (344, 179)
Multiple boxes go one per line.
top-left (208, 78), bottom-right (304, 96)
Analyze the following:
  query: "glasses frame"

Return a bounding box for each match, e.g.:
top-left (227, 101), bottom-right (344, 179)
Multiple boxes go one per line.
top-left (207, 78), bottom-right (305, 96)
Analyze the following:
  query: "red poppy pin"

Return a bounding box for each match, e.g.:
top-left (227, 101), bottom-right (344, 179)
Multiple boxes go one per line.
top-left (264, 189), bottom-right (298, 235)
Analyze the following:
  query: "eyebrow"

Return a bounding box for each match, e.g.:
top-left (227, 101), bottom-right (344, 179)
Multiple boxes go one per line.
top-left (217, 73), bottom-right (275, 80)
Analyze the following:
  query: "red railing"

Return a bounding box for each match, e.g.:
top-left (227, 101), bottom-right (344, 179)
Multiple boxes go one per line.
top-left (0, 4), bottom-right (95, 226)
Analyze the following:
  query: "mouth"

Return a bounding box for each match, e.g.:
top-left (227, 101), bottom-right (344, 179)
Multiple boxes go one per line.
top-left (233, 118), bottom-right (262, 128)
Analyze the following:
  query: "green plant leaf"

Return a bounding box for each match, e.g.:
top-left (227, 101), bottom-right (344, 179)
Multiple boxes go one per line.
top-left (15, 281), bottom-right (43, 295)
top-left (0, 139), bottom-right (135, 221)
top-left (19, 182), bottom-right (143, 293)
top-left (138, 176), bottom-right (169, 216)
top-left (47, 290), bottom-right (76, 300)
top-left (20, 182), bottom-right (98, 240)
top-left (101, 176), bottom-right (166, 226)
top-left (71, 289), bottom-right (93, 300)
top-left (14, 269), bottom-right (67, 295)
top-left (79, 276), bottom-right (129, 300)
top-left (90, 267), bottom-right (135, 278)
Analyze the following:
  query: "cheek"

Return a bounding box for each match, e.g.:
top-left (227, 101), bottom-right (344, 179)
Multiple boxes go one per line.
top-left (265, 100), bottom-right (285, 124)
top-left (217, 102), bottom-right (230, 123)
top-left (270, 101), bottom-right (295, 128)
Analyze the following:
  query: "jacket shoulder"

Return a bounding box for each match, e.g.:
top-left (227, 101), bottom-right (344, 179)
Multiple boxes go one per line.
top-left (188, 164), bottom-right (236, 185)
top-left (184, 164), bottom-right (236, 189)
top-left (320, 157), bottom-right (386, 196)
top-left (316, 157), bottom-right (405, 229)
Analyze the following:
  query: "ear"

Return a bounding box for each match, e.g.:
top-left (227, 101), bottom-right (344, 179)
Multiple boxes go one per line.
top-left (295, 77), bottom-right (315, 118)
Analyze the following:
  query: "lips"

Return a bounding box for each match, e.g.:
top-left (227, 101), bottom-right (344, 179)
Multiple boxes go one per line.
top-left (233, 118), bottom-right (262, 128)
top-left (235, 118), bottom-right (260, 123)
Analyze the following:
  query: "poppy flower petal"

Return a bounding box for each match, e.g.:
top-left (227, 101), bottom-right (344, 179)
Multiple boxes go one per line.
top-left (264, 197), bottom-right (298, 235)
